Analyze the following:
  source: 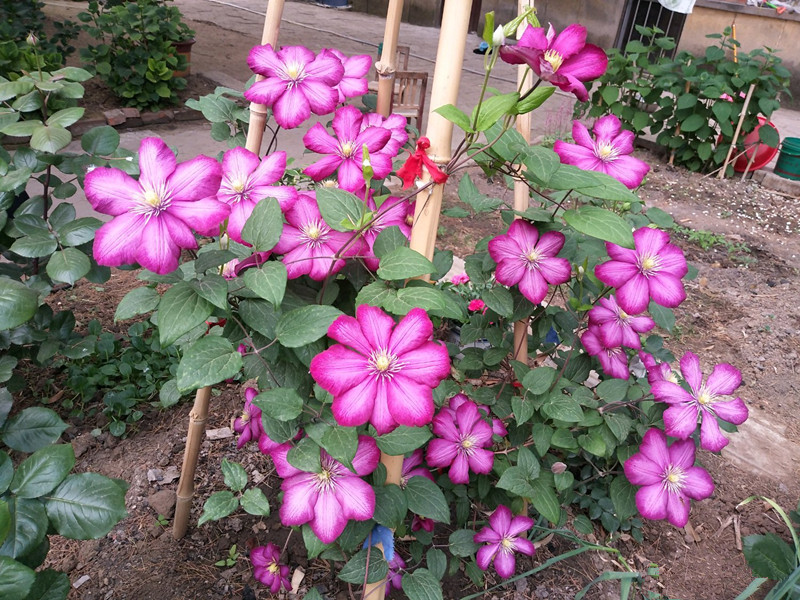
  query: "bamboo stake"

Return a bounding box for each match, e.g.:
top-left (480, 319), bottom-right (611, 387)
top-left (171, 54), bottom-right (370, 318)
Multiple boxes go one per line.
top-left (173, 0), bottom-right (286, 541)
top-left (513, 0), bottom-right (534, 367)
top-left (718, 83), bottom-right (756, 180)
top-left (375, 0), bottom-right (404, 118)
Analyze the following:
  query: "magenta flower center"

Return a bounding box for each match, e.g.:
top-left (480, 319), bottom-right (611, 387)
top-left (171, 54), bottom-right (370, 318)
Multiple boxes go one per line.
top-left (662, 465), bottom-right (687, 494)
top-left (459, 434), bottom-right (478, 454)
top-left (638, 252), bottom-right (661, 277)
top-left (240, 411), bottom-right (250, 423)
top-left (696, 386), bottom-right (715, 406)
top-left (543, 49), bottom-right (564, 72)
top-left (523, 247), bottom-right (542, 269)
top-left (594, 141), bottom-right (621, 163)
top-left (368, 348), bottom-right (400, 378)
top-left (340, 141), bottom-right (356, 158)
top-left (267, 562), bottom-right (279, 574)
top-left (300, 220), bottom-right (329, 247)
top-left (314, 460), bottom-right (340, 492)
top-left (500, 537), bottom-right (515, 552)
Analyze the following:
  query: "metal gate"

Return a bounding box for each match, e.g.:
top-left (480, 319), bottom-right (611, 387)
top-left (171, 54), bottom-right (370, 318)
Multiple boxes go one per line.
top-left (614, 0), bottom-right (687, 56)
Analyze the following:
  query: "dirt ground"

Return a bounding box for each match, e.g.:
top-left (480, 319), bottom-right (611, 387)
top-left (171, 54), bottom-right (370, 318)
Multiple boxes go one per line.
top-left (22, 4), bottom-right (800, 600)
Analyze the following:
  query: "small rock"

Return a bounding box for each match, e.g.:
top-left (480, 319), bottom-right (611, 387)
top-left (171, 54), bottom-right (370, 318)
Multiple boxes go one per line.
top-left (147, 523), bottom-right (164, 539)
top-left (228, 517), bottom-right (243, 532)
top-left (147, 468), bottom-right (163, 483)
top-left (73, 575), bottom-right (91, 589)
top-left (206, 427), bottom-right (234, 440)
top-left (59, 555), bottom-right (78, 573)
top-left (148, 489), bottom-right (177, 518)
top-left (78, 539), bottom-right (101, 566)
top-left (161, 465), bottom-right (180, 484)
top-left (71, 434), bottom-right (94, 458)
top-left (103, 109), bottom-right (126, 126)
top-left (221, 567), bottom-right (237, 580)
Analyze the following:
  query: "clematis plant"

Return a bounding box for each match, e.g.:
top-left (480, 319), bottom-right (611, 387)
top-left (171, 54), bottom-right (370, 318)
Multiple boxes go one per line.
top-left (81, 7), bottom-right (750, 596)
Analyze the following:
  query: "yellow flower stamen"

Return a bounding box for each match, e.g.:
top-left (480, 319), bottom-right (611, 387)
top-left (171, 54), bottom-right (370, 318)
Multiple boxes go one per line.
top-left (543, 49), bottom-right (564, 72)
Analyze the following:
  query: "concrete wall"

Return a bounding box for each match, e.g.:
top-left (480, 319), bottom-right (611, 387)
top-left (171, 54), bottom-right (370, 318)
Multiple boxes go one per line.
top-left (683, 1), bottom-right (800, 107)
top-left (351, 0), bottom-right (443, 27)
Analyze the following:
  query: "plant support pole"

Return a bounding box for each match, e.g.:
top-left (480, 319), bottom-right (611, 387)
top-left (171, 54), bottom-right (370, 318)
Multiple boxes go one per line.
top-left (718, 83), bottom-right (755, 180)
top-left (375, 0), bottom-right (404, 118)
top-left (513, 0), bottom-right (533, 366)
top-left (173, 0), bottom-right (285, 540)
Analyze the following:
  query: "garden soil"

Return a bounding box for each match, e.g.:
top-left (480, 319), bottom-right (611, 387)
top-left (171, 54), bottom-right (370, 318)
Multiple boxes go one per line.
top-left (29, 1), bottom-right (800, 599)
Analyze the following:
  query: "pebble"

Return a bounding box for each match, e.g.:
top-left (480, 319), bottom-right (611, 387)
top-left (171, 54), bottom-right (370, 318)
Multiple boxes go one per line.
top-left (147, 490), bottom-right (176, 518)
top-left (73, 575), bottom-right (90, 589)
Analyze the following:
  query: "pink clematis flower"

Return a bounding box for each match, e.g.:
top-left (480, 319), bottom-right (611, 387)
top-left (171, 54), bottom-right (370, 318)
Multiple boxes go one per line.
top-left (449, 393), bottom-right (508, 438)
top-left (386, 553), bottom-right (406, 594)
top-left (488, 220), bottom-right (572, 305)
top-left (400, 449), bottom-right (435, 487)
top-left (215, 147), bottom-right (297, 245)
top-left (554, 115), bottom-right (650, 189)
top-left (245, 44), bottom-right (344, 129)
top-left (650, 352), bottom-right (749, 452)
top-left (581, 326), bottom-right (629, 380)
top-left (251, 543), bottom-right (291, 594)
top-left (85, 137), bottom-right (228, 275)
top-left (411, 515), bottom-right (435, 533)
top-left (588, 295), bottom-right (655, 349)
top-left (498, 23), bottom-right (608, 102)
top-left (321, 48), bottom-right (372, 103)
top-left (360, 112), bottom-right (409, 158)
top-left (233, 387), bottom-right (263, 449)
top-left (474, 505), bottom-right (535, 578)
top-left (639, 352), bottom-right (679, 385)
top-left (303, 106), bottom-right (392, 192)
top-left (426, 399), bottom-right (494, 484)
top-left (272, 192), bottom-right (360, 280)
top-left (624, 428), bottom-right (714, 528)
top-left (272, 435), bottom-right (379, 544)
top-left (310, 305), bottom-right (451, 434)
top-left (594, 227), bottom-right (688, 315)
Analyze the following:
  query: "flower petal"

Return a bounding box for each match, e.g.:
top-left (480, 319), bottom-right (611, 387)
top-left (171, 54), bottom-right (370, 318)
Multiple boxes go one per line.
top-left (138, 216), bottom-right (182, 274)
top-left (594, 259), bottom-right (639, 288)
top-left (624, 453), bottom-right (663, 486)
top-left (467, 448), bottom-right (494, 475)
top-left (304, 122), bottom-right (341, 155)
top-left (476, 544), bottom-right (498, 571)
top-left (426, 438), bottom-right (459, 468)
top-left (615, 274), bottom-right (651, 314)
top-left (604, 154), bottom-right (650, 189)
top-left (138, 137), bottom-right (176, 192)
top-left (273, 85), bottom-right (311, 129)
top-left (679, 352), bottom-right (703, 393)
top-left (311, 490), bottom-right (348, 544)
top-left (663, 404), bottom-right (700, 440)
top-left (310, 345), bottom-right (370, 394)
top-left (386, 376), bottom-right (435, 428)
top-left (699, 413), bottom-right (729, 452)
top-left (495, 258), bottom-right (527, 287)
top-left (335, 476), bottom-right (375, 520)
top-left (712, 397), bottom-right (748, 425)
top-left (518, 268), bottom-right (549, 304)
top-left (705, 363), bottom-right (742, 396)
top-left (93, 213), bottom-right (144, 267)
top-left (279, 474), bottom-right (318, 525)
top-left (169, 198), bottom-right (230, 235)
top-left (351, 435), bottom-right (380, 475)
top-left (683, 466), bottom-right (714, 500)
top-left (331, 378), bottom-right (377, 427)
top-left (665, 491), bottom-right (691, 528)
top-left (638, 428), bottom-right (670, 469)
top-left (84, 167), bottom-right (140, 216)
top-left (648, 273), bottom-right (686, 308)
top-left (635, 484), bottom-right (668, 521)
top-left (494, 549), bottom-right (517, 578)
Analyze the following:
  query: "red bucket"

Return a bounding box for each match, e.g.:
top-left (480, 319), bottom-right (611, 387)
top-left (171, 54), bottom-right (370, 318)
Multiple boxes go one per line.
top-left (732, 116), bottom-right (779, 173)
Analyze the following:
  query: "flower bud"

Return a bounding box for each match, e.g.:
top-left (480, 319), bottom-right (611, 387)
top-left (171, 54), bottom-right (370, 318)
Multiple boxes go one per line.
top-left (551, 462), bottom-right (567, 474)
top-left (26, 31), bottom-right (39, 47)
top-left (492, 26), bottom-right (505, 47)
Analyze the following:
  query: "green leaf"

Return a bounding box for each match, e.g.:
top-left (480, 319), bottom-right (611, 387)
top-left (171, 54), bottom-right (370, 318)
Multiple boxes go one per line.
top-left (287, 437), bottom-right (322, 473)
top-left (0, 556), bottom-right (35, 600)
top-left (275, 305), bottom-right (342, 348)
top-left (743, 533), bottom-right (797, 580)
top-left (758, 124), bottom-right (779, 148)
top-left (563, 206), bottom-right (635, 249)
top-left (0, 166), bottom-right (32, 193)
top-left (243, 262), bottom-right (287, 306)
top-left (458, 174), bottom-right (502, 213)
top-left (221, 459), bottom-right (248, 492)
top-left (515, 86), bottom-right (556, 115)
top-left (530, 478), bottom-right (562, 524)
top-left (543, 394), bottom-right (585, 422)
top-left (0, 451), bottom-right (12, 493)
top-left (114, 287), bottom-right (160, 321)
top-left (9, 233), bottom-right (57, 258)
top-left (241, 197), bottom-right (283, 252)
top-left (449, 529), bottom-right (480, 557)
top-left (522, 366), bottom-right (557, 395)
top-left (573, 514), bottom-right (594, 535)
top-left (252, 388), bottom-right (304, 421)
top-left (46, 248), bottom-right (91, 285)
top-left (189, 274), bottom-right (229, 309)
top-left (604, 413), bottom-right (634, 443)
top-left (0, 279), bottom-right (38, 331)
top-left (320, 426), bottom-right (358, 469)
top-left (0, 497), bottom-right (46, 558)
top-left (481, 286), bottom-right (513, 317)
top-left (0, 501), bottom-right (9, 549)
top-left (517, 446), bottom-right (541, 480)
top-left (157, 282), bottom-right (213, 346)
top-left (44, 473), bottom-right (127, 539)
top-left (375, 426), bottom-right (432, 455)
top-left (1, 407), bottom-right (67, 453)
top-left (18, 569), bottom-right (70, 600)
top-left (472, 92), bottom-right (519, 131)
top-left (338, 548), bottom-right (388, 584)
top-left (426, 548), bottom-right (447, 580)
top-left (648, 301), bottom-right (675, 332)
top-left (159, 378), bottom-right (182, 408)
top-left (372, 226), bottom-right (408, 258)
top-left (198, 491), bottom-right (238, 526)
top-left (56, 217), bottom-right (102, 246)
top-left (176, 336), bottom-right (243, 393)
top-left (373, 484), bottom-right (407, 529)
top-left (377, 247), bottom-right (436, 280)
top-left (30, 125), bottom-right (71, 154)
top-left (578, 431), bottom-right (606, 457)
top-left (496, 466), bottom-right (536, 498)
top-left (302, 525), bottom-right (330, 559)
top-left (406, 477), bottom-right (450, 524)
top-left (680, 113), bottom-right (706, 133)
top-left (596, 379), bottom-right (628, 403)
top-left (434, 104), bottom-right (472, 132)
top-left (195, 249), bottom-right (236, 274)
top-left (676, 93), bottom-right (697, 110)
top-left (240, 488), bottom-right (271, 517)
top-left (81, 126), bottom-right (120, 155)
top-left (395, 286), bottom-right (447, 313)
top-left (316, 187), bottom-right (364, 232)
top-left (402, 568), bottom-right (444, 600)
top-left (1, 120), bottom-right (42, 137)
top-left (609, 475), bottom-right (638, 520)
top-left (46, 107), bottom-right (85, 128)
top-left (10, 444), bottom-right (75, 499)
top-left (521, 145), bottom-right (561, 185)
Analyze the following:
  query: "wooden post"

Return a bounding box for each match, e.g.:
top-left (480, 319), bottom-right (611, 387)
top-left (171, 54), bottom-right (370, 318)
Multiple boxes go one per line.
top-left (376, 0), bottom-right (404, 118)
top-left (513, 0), bottom-right (533, 366)
top-left (718, 83), bottom-right (756, 180)
top-left (172, 0), bottom-right (286, 541)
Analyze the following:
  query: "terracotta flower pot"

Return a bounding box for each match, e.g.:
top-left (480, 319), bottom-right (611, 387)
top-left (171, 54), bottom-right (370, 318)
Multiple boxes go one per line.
top-left (172, 38), bottom-right (196, 77)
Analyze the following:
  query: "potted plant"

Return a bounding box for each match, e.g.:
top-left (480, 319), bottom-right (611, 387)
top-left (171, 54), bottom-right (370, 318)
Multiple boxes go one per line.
top-left (77, 0), bottom-right (196, 111)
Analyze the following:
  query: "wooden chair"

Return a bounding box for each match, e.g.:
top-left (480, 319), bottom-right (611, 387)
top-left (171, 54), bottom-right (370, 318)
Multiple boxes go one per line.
top-left (391, 71), bottom-right (428, 131)
top-left (367, 45), bottom-right (411, 93)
